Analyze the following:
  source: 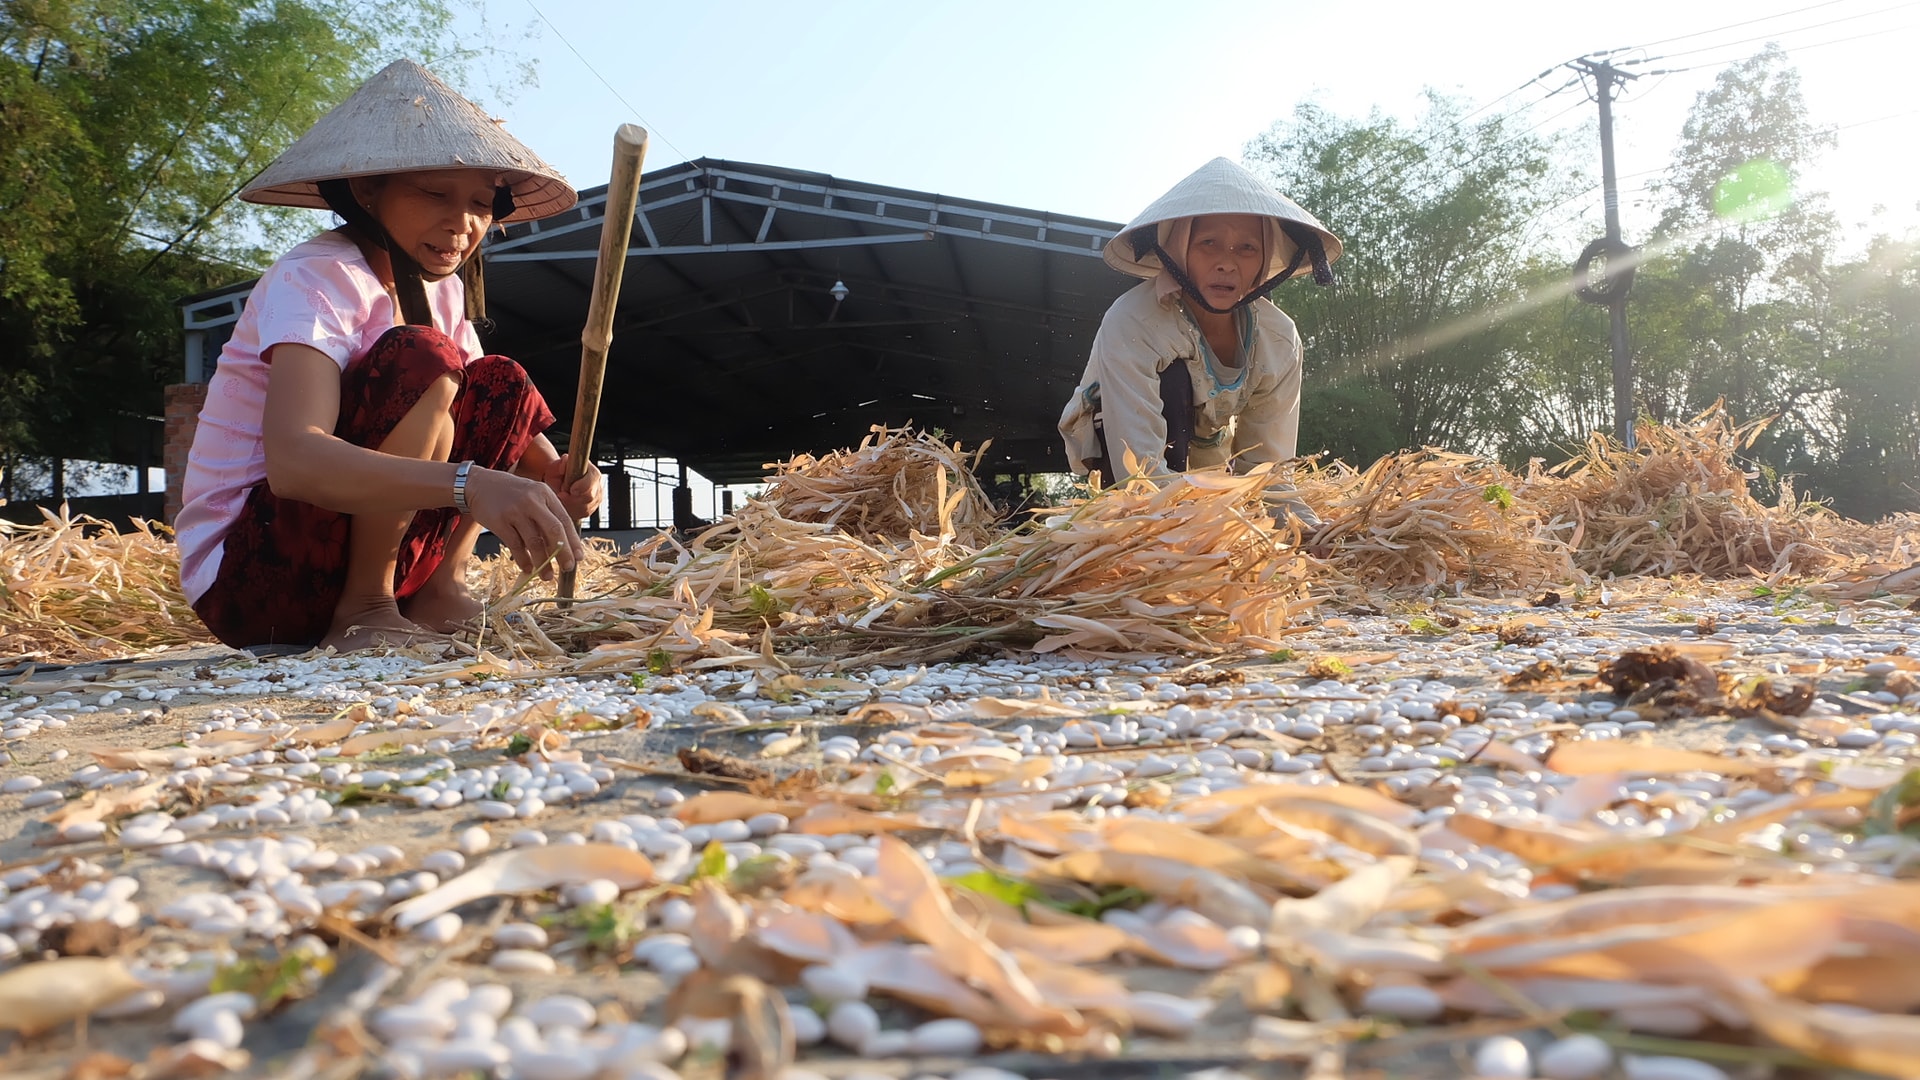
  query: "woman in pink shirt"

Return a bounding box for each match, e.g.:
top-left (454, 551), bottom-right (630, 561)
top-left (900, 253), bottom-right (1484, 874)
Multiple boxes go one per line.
top-left (176, 60), bottom-right (603, 651)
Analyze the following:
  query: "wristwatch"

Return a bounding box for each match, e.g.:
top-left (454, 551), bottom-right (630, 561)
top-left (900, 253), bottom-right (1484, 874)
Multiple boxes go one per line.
top-left (453, 459), bottom-right (476, 514)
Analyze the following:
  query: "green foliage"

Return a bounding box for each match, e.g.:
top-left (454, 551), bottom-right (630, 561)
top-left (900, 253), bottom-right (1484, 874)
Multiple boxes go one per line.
top-left (209, 942), bottom-right (334, 1010)
top-left (543, 902), bottom-right (642, 955)
top-left (690, 840), bottom-right (731, 882)
top-left (747, 583), bottom-right (787, 618)
top-left (1235, 49), bottom-right (1911, 522)
top-left (1636, 45), bottom-right (1841, 454)
top-left (0, 0), bottom-right (529, 469)
top-left (1481, 483), bottom-right (1514, 510)
top-left (1864, 770), bottom-right (1920, 837)
top-left (947, 870), bottom-right (1043, 909)
top-left (1055, 884), bottom-right (1152, 920)
top-left (1245, 93), bottom-right (1585, 462)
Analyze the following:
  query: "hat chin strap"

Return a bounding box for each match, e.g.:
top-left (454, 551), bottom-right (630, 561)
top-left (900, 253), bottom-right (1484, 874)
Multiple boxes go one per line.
top-left (1131, 222), bottom-right (1336, 314)
top-left (319, 179), bottom-right (436, 328)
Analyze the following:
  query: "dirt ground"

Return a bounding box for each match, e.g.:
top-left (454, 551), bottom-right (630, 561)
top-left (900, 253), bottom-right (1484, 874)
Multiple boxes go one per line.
top-left (0, 583), bottom-right (1910, 1079)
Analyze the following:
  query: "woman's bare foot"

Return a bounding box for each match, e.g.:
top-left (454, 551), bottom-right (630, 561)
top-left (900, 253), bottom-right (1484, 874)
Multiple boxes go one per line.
top-left (321, 596), bottom-right (431, 652)
top-left (401, 579), bottom-right (486, 633)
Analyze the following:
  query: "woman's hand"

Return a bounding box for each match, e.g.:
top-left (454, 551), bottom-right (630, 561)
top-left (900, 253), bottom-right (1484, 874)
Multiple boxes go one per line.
top-left (536, 453), bottom-right (605, 521)
top-left (463, 465), bottom-right (583, 580)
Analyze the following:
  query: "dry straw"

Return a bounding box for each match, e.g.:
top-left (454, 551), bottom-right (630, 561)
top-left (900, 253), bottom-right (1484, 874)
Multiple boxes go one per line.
top-left (1299, 450), bottom-right (1575, 594)
top-left (0, 507), bottom-right (210, 663)
top-left (758, 425), bottom-right (999, 548)
top-left (1532, 405), bottom-right (1836, 579)
top-left (478, 435), bottom-right (1314, 669)
top-left (7, 410), bottom-right (1920, 666)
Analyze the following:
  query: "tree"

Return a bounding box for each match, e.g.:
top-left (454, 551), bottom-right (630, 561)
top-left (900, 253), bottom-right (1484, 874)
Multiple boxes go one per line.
top-left (0, 0), bottom-right (528, 485)
top-left (1801, 238), bottom-right (1920, 519)
top-left (1639, 45), bottom-right (1839, 434)
top-left (1243, 94), bottom-right (1586, 464)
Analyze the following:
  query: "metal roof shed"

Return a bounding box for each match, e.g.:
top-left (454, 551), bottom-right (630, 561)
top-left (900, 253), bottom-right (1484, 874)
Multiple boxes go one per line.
top-left (181, 158), bottom-right (1131, 486)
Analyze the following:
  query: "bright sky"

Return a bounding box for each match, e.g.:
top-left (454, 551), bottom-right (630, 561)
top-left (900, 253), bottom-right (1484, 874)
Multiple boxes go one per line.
top-left (461, 0), bottom-right (1920, 252)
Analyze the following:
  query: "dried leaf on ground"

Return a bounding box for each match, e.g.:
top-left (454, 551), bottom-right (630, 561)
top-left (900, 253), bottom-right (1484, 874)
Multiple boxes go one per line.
top-left (1546, 740), bottom-right (1766, 778)
top-left (675, 792), bottom-right (807, 825)
top-left (666, 971), bottom-right (794, 1080)
top-left (678, 746), bottom-right (771, 784)
top-left (1730, 677), bottom-right (1817, 717)
top-left (1733, 981), bottom-right (1920, 1076)
top-left (46, 780), bottom-right (168, 829)
top-left (0, 956), bottom-right (146, 1035)
top-left (868, 836), bottom-right (1082, 1035)
top-left (1596, 647), bottom-right (1721, 701)
top-left (387, 844), bottom-right (653, 929)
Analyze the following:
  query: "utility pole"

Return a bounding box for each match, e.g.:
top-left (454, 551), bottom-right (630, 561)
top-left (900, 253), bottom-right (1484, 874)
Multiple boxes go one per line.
top-left (1569, 56), bottom-right (1639, 450)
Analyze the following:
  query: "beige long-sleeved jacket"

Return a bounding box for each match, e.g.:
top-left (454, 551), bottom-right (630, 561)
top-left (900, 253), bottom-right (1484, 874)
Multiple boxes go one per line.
top-left (1058, 280), bottom-right (1303, 478)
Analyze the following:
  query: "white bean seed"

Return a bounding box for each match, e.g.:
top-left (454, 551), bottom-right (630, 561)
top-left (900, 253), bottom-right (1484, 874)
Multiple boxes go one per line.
top-left (493, 922), bottom-right (549, 950)
top-left (1472, 1035), bottom-right (1532, 1079)
top-left (1539, 1033), bottom-right (1614, 1080)
top-left (521, 994), bottom-right (598, 1030)
top-left (490, 949), bottom-right (558, 974)
top-left (908, 1017), bottom-right (983, 1056)
top-left (413, 912), bottom-right (462, 945)
top-left (826, 1000), bottom-right (880, 1050)
top-left (1359, 983), bottom-right (1443, 1022)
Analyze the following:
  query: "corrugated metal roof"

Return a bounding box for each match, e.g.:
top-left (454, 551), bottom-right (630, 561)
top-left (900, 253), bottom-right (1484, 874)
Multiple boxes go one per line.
top-left (181, 158), bottom-right (1131, 483)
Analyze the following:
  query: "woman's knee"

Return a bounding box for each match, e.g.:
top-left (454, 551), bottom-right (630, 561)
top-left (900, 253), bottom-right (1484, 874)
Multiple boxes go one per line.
top-left (463, 354), bottom-right (535, 400)
top-left (365, 325), bottom-right (467, 391)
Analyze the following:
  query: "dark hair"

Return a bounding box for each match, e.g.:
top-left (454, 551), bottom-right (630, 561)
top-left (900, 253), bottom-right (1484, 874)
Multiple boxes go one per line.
top-left (317, 176), bottom-right (433, 327)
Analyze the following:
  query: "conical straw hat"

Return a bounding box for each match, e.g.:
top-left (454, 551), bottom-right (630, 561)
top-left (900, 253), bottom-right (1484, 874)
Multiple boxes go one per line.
top-left (1103, 157), bottom-right (1341, 282)
top-left (241, 59), bottom-right (575, 223)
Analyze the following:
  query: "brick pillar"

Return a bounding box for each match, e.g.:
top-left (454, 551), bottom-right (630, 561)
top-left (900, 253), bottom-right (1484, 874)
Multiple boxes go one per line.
top-left (163, 383), bottom-right (208, 525)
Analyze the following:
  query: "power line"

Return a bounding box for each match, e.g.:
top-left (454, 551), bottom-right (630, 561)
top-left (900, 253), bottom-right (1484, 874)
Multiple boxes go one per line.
top-left (1605, 0), bottom-right (1856, 53)
top-left (1623, 0), bottom-right (1920, 66)
top-left (1512, 105), bottom-right (1920, 250)
top-left (521, 0), bottom-right (691, 163)
top-left (1390, 91), bottom-right (1592, 206)
top-left (1638, 21), bottom-right (1917, 75)
top-left (1330, 74), bottom-right (1584, 205)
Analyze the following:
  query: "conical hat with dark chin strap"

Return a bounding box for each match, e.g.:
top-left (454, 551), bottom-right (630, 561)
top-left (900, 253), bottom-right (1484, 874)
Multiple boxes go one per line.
top-left (1103, 157), bottom-right (1341, 285)
top-left (240, 59), bottom-right (575, 223)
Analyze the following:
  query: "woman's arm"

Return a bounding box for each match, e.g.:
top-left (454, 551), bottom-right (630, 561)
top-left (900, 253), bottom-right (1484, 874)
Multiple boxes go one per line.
top-left (262, 344), bottom-right (583, 574)
top-left (262, 344), bottom-right (461, 513)
top-left (512, 434), bottom-right (605, 521)
top-left (1088, 295), bottom-right (1188, 479)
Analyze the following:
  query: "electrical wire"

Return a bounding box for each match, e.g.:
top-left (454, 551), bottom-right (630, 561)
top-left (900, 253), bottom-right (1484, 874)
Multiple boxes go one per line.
top-left (521, 0), bottom-right (692, 163)
top-left (1389, 91), bottom-right (1593, 206)
top-left (1511, 105), bottom-right (1920, 252)
top-left (1605, 0), bottom-right (1855, 53)
top-left (1623, 0), bottom-right (1919, 66)
top-left (1329, 74), bottom-right (1585, 202)
top-left (1640, 21), bottom-right (1917, 75)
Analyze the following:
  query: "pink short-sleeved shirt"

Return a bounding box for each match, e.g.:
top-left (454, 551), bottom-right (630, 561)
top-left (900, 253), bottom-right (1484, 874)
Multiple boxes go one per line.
top-left (176, 232), bottom-right (482, 603)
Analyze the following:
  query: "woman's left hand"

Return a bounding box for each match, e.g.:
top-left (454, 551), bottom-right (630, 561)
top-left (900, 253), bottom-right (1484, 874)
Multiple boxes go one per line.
top-left (540, 453), bottom-right (605, 521)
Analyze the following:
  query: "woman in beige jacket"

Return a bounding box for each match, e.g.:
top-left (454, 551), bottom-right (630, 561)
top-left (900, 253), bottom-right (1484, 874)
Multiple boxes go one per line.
top-left (1058, 158), bottom-right (1341, 502)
